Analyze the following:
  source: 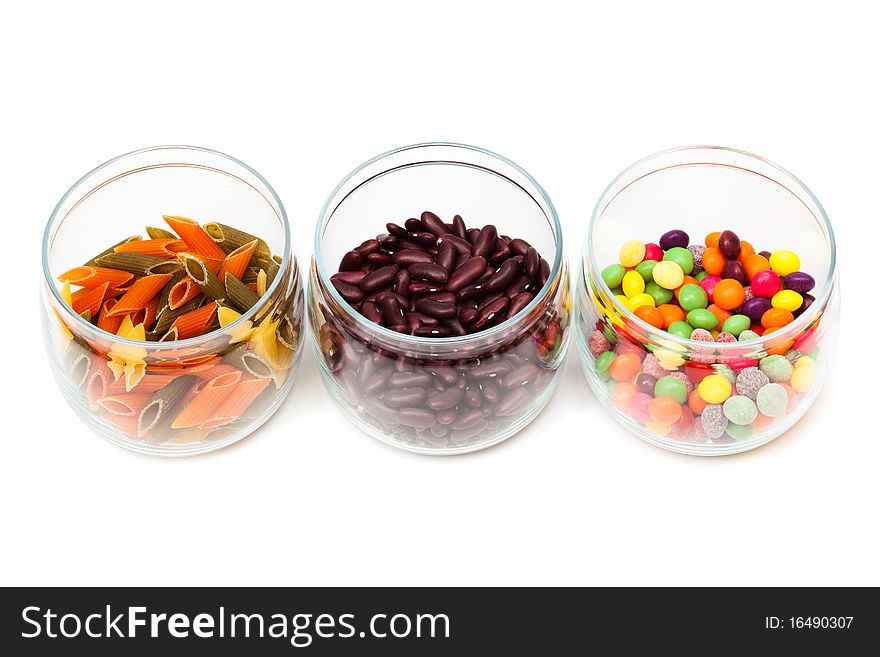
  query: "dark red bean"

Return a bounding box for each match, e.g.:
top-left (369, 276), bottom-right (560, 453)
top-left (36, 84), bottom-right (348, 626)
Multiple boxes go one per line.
top-left (457, 282), bottom-right (488, 302)
top-left (386, 223), bottom-right (409, 238)
top-left (383, 387), bottom-right (428, 408)
top-left (453, 253), bottom-right (472, 270)
top-left (489, 248), bottom-right (511, 267)
top-left (436, 407), bottom-right (458, 425)
top-left (380, 295), bottom-right (405, 326)
top-left (365, 253), bottom-right (392, 268)
top-left (408, 281), bottom-right (443, 295)
top-left (477, 293), bottom-right (504, 311)
top-left (409, 262), bottom-right (448, 284)
top-left (472, 296), bottom-right (509, 331)
top-left (474, 224), bottom-right (497, 258)
top-left (494, 387), bottom-right (529, 416)
top-left (420, 210), bottom-right (447, 236)
top-left (444, 318), bottom-right (467, 336)
top-left (505, 274), bottom-right (531, 297)
top-left (377, 291), bottom-right (409, 307)
top-left (446, 256), bottom-right (486, 292)
top-left (451, 408), bottom-right (485, 430)
top-left (355, 239), bottom-right (381, 256)
top-left (452, 214), bottom-right (467, 239)
top-left (538, 258), bottom-right (550, 287)
top-left (524, 247), bottom-right (539, 277)
top-left (396, 239), bottom-right (425, 252)
top-left (466, 228), bottom-right (481, 244)
top-left (364, 398), bottom-right (398, 424)
top-left (407, 312), bottom-right (438, 326)
top-left (360, 265), bottom-right (399, 292)
top-left (388, 324), bottom-right (408, 333)
top-left (396, 407), bottom-right (436, 428)
top-left (364, 372), bottom-right (389, 395)
top-left (426, 387), bottom-right (464, 411)
top-left (332, 279), bottom-right (364, 304)
top-left (427, 366), bottom-right (459, 386)
top-left (404, 218), bottom-right (422, 232)
top-left (508, 238), bottom-right (531, 256)
top-left (392, 249), bottom-right (433, 266)
top-left (450, 421), bottom-right (488, 442)
top-left (407, 231), bottom-right (435, 247)
top-left (508, 291), bottom-right (534, 317)
top-left (501, 362), bottom-right (540, 389)
top-left (414, 326), bottom-right (451, 337)
top-left (406, 315), bottom-right (423, 334)
top-left (380, 235), bottom-right (398, 248)
top-left (484, 258), bottom-right (520, 293)
top-left (437, 239), bottom-right (455, 272)
top-left (463, 386), bottom-right (482, 408)
top-left (480, 381), bottom-right (501, 404)
top-left (439, 233), bottom-right (473, 255)
top-left (386, 371), bottom-right (431, 390)
top-left (339, 250), bottom-right (362, 272)
top-left (361, 300), bottom-right (382, 324)
top-left (416, 298), bottom-right (457, 319)
top-left (331, 271), bottom-right (367, 285)
top-left (471, 360), bottom-right (513, 378)
top-left (423, 292), bottom-right (457, 305)
top-left (394, 270), bottom-right (411, 298)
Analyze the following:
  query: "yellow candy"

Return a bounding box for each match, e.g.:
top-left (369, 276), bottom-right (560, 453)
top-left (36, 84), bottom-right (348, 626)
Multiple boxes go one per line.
top-left (619, 240), bottom-right (646, 267)
top-left (655, 348), bottom-right (685, 370)
top-left (628, 293), bottom-right (656, 310)
top-left (652, 260), bottom-right (685, 290)
top-left (698, 374), bottom-right (732, 404)
top-left (772, 289), bottom-right (803, 312)
top-left (622, 270), bottom-right (646, 297)
top-left (646, 421), bottom-right (672, 435)
top-left (615, 294), bottom-right (632, 311)
top-left (791, 361), bottom-right (816, 392)
top-left (794, 355), bottom-right (815, 369)
top-left (769, 250), bottom-right (800, 276)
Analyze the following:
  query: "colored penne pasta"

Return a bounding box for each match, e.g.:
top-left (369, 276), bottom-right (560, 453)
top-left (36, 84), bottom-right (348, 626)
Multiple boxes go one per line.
top-left (171, 370), bottom-right (242, 429)
top-left (94, 251), bottom-right (167, 275)
top-left (203, 222), bottom-right (272, 261)
top-left (59, 266), bottom-right (133, 289)
top-left (218, 239), bottom-right (258, 282)
top-left (224, 272), bottom-right (259, 312)
top-left (115, 238), bottom-right (188, 257)
top-left (97, 392), bottom-right (154, 416)
top-left (170, 302), bottom-right (218, 340)
top-left (152, 295), bottom-right (204, 335)
top-left (181, 254), bottom-right (226, 302)
top-left (146, 226), bottom-right (177, 240)
top-left (201, 378), bottom-right (271, 429)
top-left (84, 235), bottom-right (141, 267)
top-left (168, 277), bottom-right (202, 310)
top-left (137, 374), bottom-right (197, 437)
top-left (107, 273), bottom-right (173, 317)
top-left (71, 281), bottom-right (110, 317)
top-left (97, 298), bottom-right (124, 334)
top-left (163, 215), bottom-right (228, 261)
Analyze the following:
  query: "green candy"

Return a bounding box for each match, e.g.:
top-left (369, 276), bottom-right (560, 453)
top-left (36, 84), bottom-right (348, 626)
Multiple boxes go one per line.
top-left (759, 354), bottom-right (793, 382)
top-left (645, 281), bottom-right (673, 306)
top-left (738, 329), bottom-right (761, 342)
top-left (635, 260), bottom-right (657, 283)
top-left (595, 351), bottom-right (615, 380)
top-left (687, 308), bottom-right (718, 330)
top-left (663, 246), bottom-right (694, 275)
top-left (654, 375), bottom-right (687, 403)
top-left (610, 287), bottom-right (624, 296)
top-left (722, 314), bottom-right (751, 338)
top-left (756, 383), bottom-right (788, 417)
top-left (606, 379), bottom-right (618, 394)
top-left (603, 325), bottom-right (617, 345)
top-left (712, 363), bottom-right (737, 385)
top-left (723, 395), bottom-right (758, 425)
top-left (601, 264), bottom-right (626, 289)
top-left (695, 271), bottom-right (709, 282)
top-left (667, 321), bottom-right (694, 339)
top-left (725, 423), bottom-right (754, 441)
top-left (678, 283), bottom-right (708, 312)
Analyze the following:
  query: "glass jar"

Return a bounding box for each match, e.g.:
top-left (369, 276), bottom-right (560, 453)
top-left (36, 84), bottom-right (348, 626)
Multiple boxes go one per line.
top-left (309, 143), bottom-right (570, 454)
top-left (41, 146), bottom-right (304, 455)
top-left (577, 146), bottom-right (839, 455)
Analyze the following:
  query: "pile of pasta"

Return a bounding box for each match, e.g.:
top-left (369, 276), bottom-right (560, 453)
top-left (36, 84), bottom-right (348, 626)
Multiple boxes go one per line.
top-left (55, 216), bottom-right (299, 444)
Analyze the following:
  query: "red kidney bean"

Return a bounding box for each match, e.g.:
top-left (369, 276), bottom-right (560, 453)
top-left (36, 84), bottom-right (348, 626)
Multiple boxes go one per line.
top-left (508, 238), bottom-right (531, 256)
top-left (355, 239), bottom-right (381, 256)
top-left (453, 253), bottom-right (472, 270)
top-left (427, 365), bottom-right (459, 386)
top-left (437, 239), bottom-right (455, 272)
top-left (361, 300), bottom-right (382, 324)
top-left (388, 324), bottom-right (408, 333)
top-left (477, 293), bottom-right (505, 311)
top-left (451, 408), bottom-right (485, 431)
top-left (386, 223), bottom-right (409, 238)
top-left (450, 421), bottom-right (488, 442)
top-left (364, 398), bottom-right (398, 424)
top-left (377, 291), bottom-right (409, 307)
top-left (392, 249), bottom-right (434, 267)
top-left (404, 218), bottom-right (422, 232)
top-left (406, 231), bottom-right (435, 247)
top-left (396, 407), bottom-right (436, 428)
top-left (538, 258), bottom-right (550, 287)
top-left (430, 423), bottom-right (448, 438)
top-left (505, 274), bottom-right (533, 298)
top-left (408, 263), bottom-right (449, 284)
top-left (332, 279), bottom-right (364, 304)
top-left (435, 407), bottom-right (458, 425)
top-left (445, 256), bottom-right (486, 292)
top-left (414, 326), bottom-right (451, 337)
top-left (395, 239), bottom-right (426, 252)
top-left (508, 291), bottom-right (534, 317)
top-left (459, 305), bottom-right (478, 324)
top-left (444, 318), bottom-right (467, 336)
top-left (416, 298), bottom-right (457, 319)
top-left (463, 386), bottom-right (482, 408)
top-left (484, 258), bottom-right (520, 293)
top-left (501, 362), bottom-right (540, 389)
top-left (360, 265), bottom-right (399, 292)
top-left (426, 387), bottom-right (464, 410)
top-left (331, 271), bottom-right (368, 286)
top-left (420, 210), bottom-right (447, 236)
top-left (380, 295), bottom-right (405, 326)
top-left (494, 387), bottom-right (529, 416)
top-left (474, 224), bottom-right (497, 258)
top-left (365, 252), bottom-right (392, 268)
top-left (439, 233), bottom-right (474, 255)
top-left (471, 360), bottom-right (513, 379)
top-left (466, 228), bottom-right (481, 244)
top-left (388, 371), bottom-right (432, 388)
top-left (407, 312), bottom-right (438, 326)
top-left (472, 295), bottom-right (509, 331)
top-left (457, 282), bottom-right (488, 303)
top-left (479, 380), bottom-right (501, 404)
top-left (393, 270), bottom-right (411, 298)
top-left (383, 387), bottom-right (428, 408)
top-left (363, 371), bottom-right (389, 395)
top-left (452, 214), bottom-right (467, 239)
top-left (408, 281), bottom-right (443, 295)
top-left (339, 250), bottom-right (362, 272)
top-left (524, 247), bottom-right (539, 277)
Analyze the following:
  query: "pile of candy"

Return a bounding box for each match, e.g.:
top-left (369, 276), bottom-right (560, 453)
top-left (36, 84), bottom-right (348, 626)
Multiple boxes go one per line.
top-left (588, 228), bottom-right (822, 442)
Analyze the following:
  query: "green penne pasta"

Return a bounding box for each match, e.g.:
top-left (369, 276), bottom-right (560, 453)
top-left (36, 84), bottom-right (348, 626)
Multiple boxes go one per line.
top-left (84, 235), bottom-right (141, 266)
top-left (277, 315), bottom-right (300, 352)
top-left (181, 255), bottom-right (226, 302)
top-left (157, 327), bottom-right (179, 342)
top-left (224, 272), bottom-right (259, 312)
top-left (242, 266), bottom-right (260, 284)
top-left (203, 222), bottom-right (272, 261)
top-left (146, 260), bottom-right (184, 275)
top-left (152, 295), bottom-right (204, 335)
top-left (94, 251), bottom-right (167, 275)
top-left (156, 269), bottom-right (186, 317)
top-left (65, 349), bottom-right (91, 389)
top-left (223, 344), bottom-right (273, 379)
top-left (137, 374), bottom-right (197, 437)
top-left (145, 226), bottom-right (176, 240)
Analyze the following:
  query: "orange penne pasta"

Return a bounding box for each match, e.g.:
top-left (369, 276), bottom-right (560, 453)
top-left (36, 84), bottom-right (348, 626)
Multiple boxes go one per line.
top-left (107, 273), bottom-right (173, 317)
top-left (163, 215), bottom-right (227, 261)
top-left (177, 252), bottom-right (222, 274)
top-left (97, 392), bottom-right (154, 416)
top-left (71, 281), bottom-right (110, 316)
top-left (114, 238), bottom-right (188, 257)
top-left (201, 378), bottom-right (270, 429)
top-left (97, 298), bottom-right (124, 334)
top-left (171, 370), bottom-right (242, 428)
top-left (87, 355), bottom-right (113, 411)
top-left (218, 239), bottom-right (258, 282)
top-left (191, 363), bottom-right (244, 382)
top-left (59, 266), bottom-right (133, 289)
top-left (170, 302), bottom-right (218, 340)
top-left (168, 278), bottom-right (201, 310)
top-left (130, 295), bottom-right (160, 330)
top-left (103, 413), bottom-right (140, 438)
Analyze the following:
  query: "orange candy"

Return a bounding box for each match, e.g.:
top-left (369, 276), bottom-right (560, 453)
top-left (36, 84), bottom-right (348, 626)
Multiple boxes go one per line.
top-left (612, 381), bottom-right (637, 408)
top-left (658, 303), bottom-right (686, 328)
top-left (688, 388), bottom-right (707, 415)
top-left (702, 247), bottom-right (726, 276)
top-left (707, 303), bottom-right (732, 328)
top-left (705, 232), bottom-right (721, 248)
top-left (609, 352), bottom-right (641, 382)
top-left (737, 240), bottom-right (755, 264)
top-left (743, 253), bottom-right (770, 281)
top-left (751, 412), bottom-right (774, 430)
top-left (634, 305), bottom-right (664, 329)
top-left (649, 396), bottom-right (683, 424)
top-left (761, 307), bottom-right (794, 329)
top-left (713, 279), bottom-right (745, 310)
top-left (674, 275), bottom-right (699, 299)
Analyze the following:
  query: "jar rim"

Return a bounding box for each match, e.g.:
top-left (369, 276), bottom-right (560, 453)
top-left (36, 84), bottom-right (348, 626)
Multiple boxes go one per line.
top-left (313, 142), bottom-right (564, 346)
top-left (584, 145), bottom-right (837, 349)
top-left (41, 145), bottom-right (292, 348)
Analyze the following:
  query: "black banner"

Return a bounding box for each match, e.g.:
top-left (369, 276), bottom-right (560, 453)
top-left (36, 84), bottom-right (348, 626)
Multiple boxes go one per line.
top-left (1, 587), bottom-right (875, 654)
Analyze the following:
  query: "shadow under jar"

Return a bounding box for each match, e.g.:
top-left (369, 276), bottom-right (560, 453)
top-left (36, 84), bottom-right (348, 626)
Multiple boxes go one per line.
top-left (576, 146), bottom-right (839, 455)
top-left (309, 143), bottom-right (570, 454)
top-left (41, 146), bottom-right (305, 456)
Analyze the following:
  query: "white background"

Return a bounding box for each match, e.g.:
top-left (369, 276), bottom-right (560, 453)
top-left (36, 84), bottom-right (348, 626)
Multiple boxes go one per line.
top-left (2, 0), bottom-right (878, 586)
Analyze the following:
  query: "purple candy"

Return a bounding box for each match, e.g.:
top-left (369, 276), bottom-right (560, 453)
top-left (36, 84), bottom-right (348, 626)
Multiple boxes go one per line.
top-left (659, 229), bottom-right (689, 251)
top-left (783, 271), bottom-right (815, 295)
top-left (794, 293), bottom-right (815, 317)
top-left (741, 297), bottom-right (772, 323)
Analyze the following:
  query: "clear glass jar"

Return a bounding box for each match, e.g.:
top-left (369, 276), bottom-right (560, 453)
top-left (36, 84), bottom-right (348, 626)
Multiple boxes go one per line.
top-left (577, 146), bottom-right (839, 455)
top-left (309, 143), bottom-right (570, 454)
top-left (41, 146), bottom-right (304, 455)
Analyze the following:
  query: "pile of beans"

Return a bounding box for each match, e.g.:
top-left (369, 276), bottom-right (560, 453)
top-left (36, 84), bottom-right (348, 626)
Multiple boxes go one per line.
top-left (587, 228), bottom-right (823, 443)
top-left (314, 211), bottom-right (568, 449)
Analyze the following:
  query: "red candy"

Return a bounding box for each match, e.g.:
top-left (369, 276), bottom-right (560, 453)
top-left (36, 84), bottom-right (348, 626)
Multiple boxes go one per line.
top-left (751, 269), bottom-right (781, 298)
top-left (644, 243), bottom-right (664, 262)
top-left (699, 275), bottom-right (722, 302)
top-left (628, 392), bottom-right (653, 423)
top-left (684, 361), bottom-right (714, 382)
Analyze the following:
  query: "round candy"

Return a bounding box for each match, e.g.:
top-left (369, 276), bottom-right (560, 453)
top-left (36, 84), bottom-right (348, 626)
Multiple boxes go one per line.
top-left (609, 352), bottom-right (641, 381)
top-left (712, 363), bottom-right (737, 385)
top-left (652, 260), bottom-right (685, 290)
top-left (707, 304), bottom-right (731, 329)
top-left (743, 253), bottom-right (770, 281)
top-left (722, 259), bottom-right (748, 285)
top-left (690, 328), bottom-right (714, 343)
top-left (782, 271), bottom-right (815, 294)
top-left (717, 230), bottom-right (741, 259)
top-left (645, 281), bottom-right (674, 306)
top-left (601, 263), bottom-right (626, 289)
top-left (741, 297), bottom-right (772, 324)
top-left (737, 240), bottom-right (755, 263)
top-left (667, 321), bottom-right (694, 339)
top-left (655, 349), bottom-right (685, 370)
top-left (588, 330), bottom-right (611, 357)
top-left (701, 247), bottom-right (726, 276)
top-left (698, 374), bottom-right (732, 404)
top-left (636, 373), bottom-right (658, 395)
top-left (725, 423), bottom-right (754, 441)
top-left (643, 243), bottom-right (664, 262)
top-left (772, 289), bottom-right (803, 312)
top-left (659, 229), bottom-right (690, 251)
top-left (622, 270), bottom-right (646, 297)
top-left (646, 420), bottom-right (672, 435)
top-left (796, 293), bottom-right (815, 317)
top-left (723, 395), bottom-right (758, 425)
top-left (715, 331), bottom-right (736, 343)
top-left (634, 305), bottom-right (664, 329)
top-left (761, 308), bottom-right (794, 329)
top-left (612, 381), bottom-right (637, 407)
top-left (688, 244), bottom-right (705, 275)
top-left (629, 293), bottom-right (656, 310)
top-left (687, 308), bottom-right (718, 330)
top-left (640, 353), bottom-right (666, 379)
top-left (756, 383), bottom-right (788, 417)
top-left (688, 388), bottom-right (707, 414)
top-left (658, 303), bottom-right (685, 327)
top-left (712, 279), bottom-right (745, 310)
top-left (791, 356), bottom-right (817, 392)
top-left (663, 246), bottom-right (694, 275)
top-left (655, 375), bottom-right (688, 403)
top-left (695, 271), bottom-right (709, 282)
top-left (701, 404), bottom-right (728, 439)
top-left (635, 260), bottom-right (657, 283)
top-left (699, 274), bottom-right (721, 302)
top-left (678, 283), bottom-right (708, 312)
top-left (769, 250), bottom-right (800, 276)
top-left (721, 314), bottom-right (751, 338)
top-left (595, 351), bottom-right (615, 380)
top-left (738, 329), bottom-right (761, 342)
top-left (750, 269), bottom-right (782, 298)
top-left (735, 367), bottom-right (770, 400)
top-left (628, 392), bottom-right (653, 422)
top-left (619, 240), bottom-right (646, 267)
top-left (649, 396), bottom-right (683, 424)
